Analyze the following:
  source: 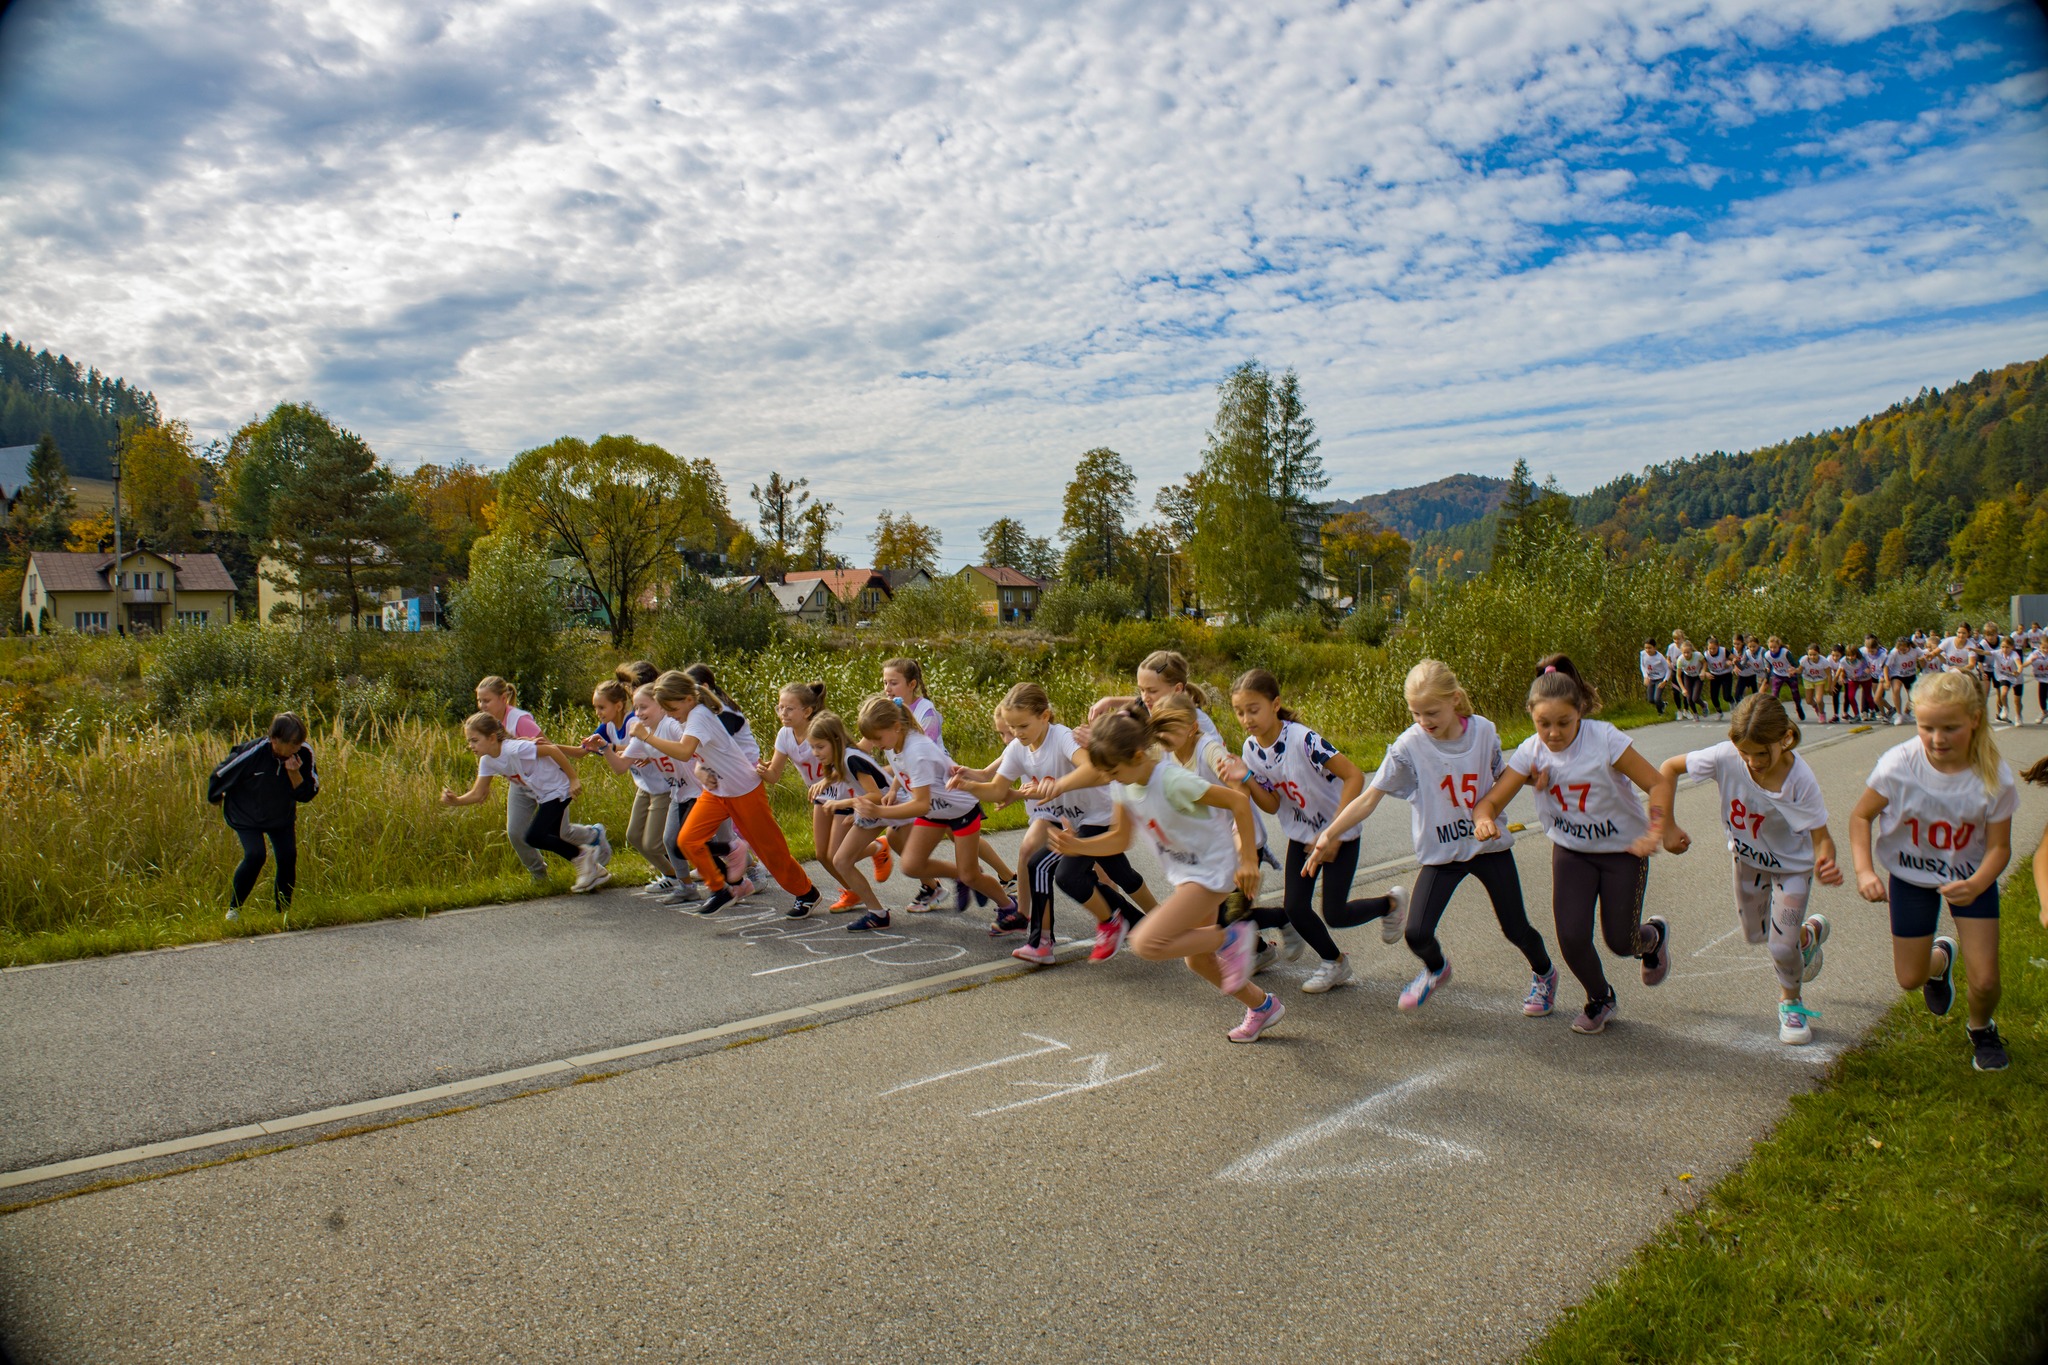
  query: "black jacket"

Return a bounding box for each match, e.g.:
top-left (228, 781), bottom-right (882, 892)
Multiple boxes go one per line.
top-left (208, 738), bottom-right (319, 829)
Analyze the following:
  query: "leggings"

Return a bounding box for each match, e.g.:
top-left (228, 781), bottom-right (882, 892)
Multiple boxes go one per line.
top-left (1551, 844), bottom-right (1653, 1006)
top-left (1644, 681), bottom-right (1667, 714)
top-left (1287, 837), bottom-right (1396, 960)
top-left (525, 797), bottom-right (585, 863)
top-left (1769, 675), bottom-right (1806, 718)
top-left (1403, 850), bottom-right (1551, 977)
top-left (230, 824), bottom-right (297, 911)
top-left (677, 784), bottom-right (816, 896)
top-left (627, 788), bottom-right (675, 877)
top-left (1680, 674), bottom-right (1703, 712)
top-left (1024, 834), bottom-right (1147, 946)
top-left (1707, 673), bottom-right (1733, 713)
top-left (1733, 674), bottom-right (1758, 702)
top-left (1734, 867), bottom-right (1810, 992)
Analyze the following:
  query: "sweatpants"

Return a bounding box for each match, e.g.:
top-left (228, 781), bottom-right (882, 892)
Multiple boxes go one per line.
top-left (1733, 674), bottom-right (1758, 702)
top-left (677, 785), bottom-right (815, 897)
top-left (1403, 849), bottom-right (1551, 976)
top-left (627, 788), bottom-right (676, 877)
top-left (508, 781), bottom-right (594, 876)
top-left (1734, 867), bottom-right (1811, 991)
top-left (230, 824), bottom-right (297, 912)
top-left (1288, 837), bottom-right (1395, 958)
top-left (1022, 828), bottom-right (1146, 945)
top-left (1551, 844), bottom-right (1654, 1006)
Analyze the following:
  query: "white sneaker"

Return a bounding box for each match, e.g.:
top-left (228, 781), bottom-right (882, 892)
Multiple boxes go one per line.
top-left (570, 845), bottom-right (602, 892)
top-left (1302, 955), bottom-right (1354, 994)
top-left (1778, 999), bottom-right (1818, 1046)
top-left (1253, 938), bottom-right (1278, 975)
top-left (1277, 923), bottom-right (1306, 961)
top-left (1381, 885), bottom-right (1408, 945)
top-left (639, 876), bottom-right (675, 897)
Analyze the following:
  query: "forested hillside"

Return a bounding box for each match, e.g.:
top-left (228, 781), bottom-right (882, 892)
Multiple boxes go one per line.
top-left (0, 334), bottom-right (160, 478)
top-left (1327, 472), bottom-right (1506, 541)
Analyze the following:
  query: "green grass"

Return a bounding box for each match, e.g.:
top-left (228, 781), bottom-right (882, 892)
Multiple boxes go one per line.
top-left (1527, 864), bottom-right (2048, 1365)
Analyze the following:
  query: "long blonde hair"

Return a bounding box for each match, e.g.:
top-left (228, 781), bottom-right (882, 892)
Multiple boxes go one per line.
top-left (1910, 672), bottom-right (2004, 798)
top-left (1404, 659), bottom-right (1472, 720)
top-left (856, 693), bottom-right (912, 746)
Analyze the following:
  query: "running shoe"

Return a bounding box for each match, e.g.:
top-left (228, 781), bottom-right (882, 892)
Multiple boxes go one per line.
top-left (695, 886), bottom-right (737, 916)
top-left (1011, 941), bottom-right (1057, 966)
top-left (1227, 993), bottom-right (1286, 1043)
top-left (722, 841), bottom-right (752, 886)
top-left (1640, 916), bottom-right (1671, 987)
top-left (570, 844), bottom-right (603, 892)
top-left (1924, 936), bottom-right (1957, 1016)
top-left (1004, 877), bottom-right (1019, 904)
top-left (592, 824), bottom-right (613, 866)
top-left (824, 889), bottom-right (859, 912)
top-left (581, 863), bottom-right (612, 893)
top-left (1969, 1021), bottom-right (2010, 1072)
top-left (1302, 955), bottom-right (1354, 994)
top-left (1253, 938), bottom-right (1278, 975)
top-left (1278, 923), bottom-right (1306, 962)
top-left (662, 882), bottom-right (706, 907)
top-left (1090, 916), bottom-right (1128, 962)
top-left (786, 890), bottom-right (820, 920)
top-left (1800, 913), bottom-right (1831, 983)
top-left (847, 910), bottom-right (891, 933)
top-left (1890, 713), bottom-right (1903, 726)
top-left (639, 876), bottom-right (675, 897)
top-left (1218, 921), bottom-right (1256, 994)
top-left (1778, 998), bottom-right (1820, 1045)
top-left (1522, 967), bottom-right (1559, 1017)
top-left (870, 840), bottom-right (893, 882)
top-left (1571, 996), bottom-right (1618, 1034)
top-left (988, 908), bottom-right (1029, 938)
top-left (1398, 959), bottom-right (1451, 1011)
top-left (1381, 884), bottom-right (1409, 945)
top-left (954, 880), bottom-right (974, 913)
top-left (907, 882), bottom-right (944, 913)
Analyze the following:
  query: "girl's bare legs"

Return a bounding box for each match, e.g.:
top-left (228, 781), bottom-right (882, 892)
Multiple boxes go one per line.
top-left (900, 824), bottom-right (962, 883)
top-left (831, 821), bottom-right (887, 912)
top-left (1891, 919), bottom-right (2000, 1026)
top-left (951, 827), bottom-right (1014, 905)
top-left (1130, 884), bottom-right (1266, 1007)
top-left (979, 843), bottom-right (1015, 883)
top-left (812, 806), bottom-right (847, 893)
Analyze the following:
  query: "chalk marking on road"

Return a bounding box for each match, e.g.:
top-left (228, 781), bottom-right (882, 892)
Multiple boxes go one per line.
top-left (974, 1053), bottom-right (1163, 1116)
top-left (1216, 1063), bottom-right (1484, 1185)
top-left (0, 944), bottom-right (1092, 1192)
top-left (879, 1034), bottom-right (1073, 1096)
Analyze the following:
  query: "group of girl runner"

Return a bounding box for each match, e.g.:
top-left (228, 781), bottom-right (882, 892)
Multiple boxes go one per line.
top-left (438, 641), bottom-right (2043, 1072)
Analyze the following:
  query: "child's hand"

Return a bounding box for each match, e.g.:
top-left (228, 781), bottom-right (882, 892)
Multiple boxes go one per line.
top-left (1857, 870), bottom-right (1887, 903)
top-left (1048, 827), bottom-right (1080, 855)
top-left (1235, 859), bottom-right (1262, 901)
top-left (581, 735), bottom-right (606, 752)
top-left (1627, 832), bottom-right (1661, 859)
top-left (1662, 823), bottom-right (1691, 856)
top-left (852, 795), bottom-right (881, 819)
top-left (945, 771), bottom-right (965, 791)
top-left (1472, 814), bottom-right (1500, 843)
top-left (807, 778), bottom-right (830, 801)
top-left (700, 767), bottom-right (720, 792)
top-left (1218, 757), bottom-right (1249, 784)
top-left (1815, 852), bottom-right (1843, 887)
top-left (626, 719), bottom-right (650, 740)
top-left (438, 788), bottom-right (457, 805)
top-left (1939, 878), bottom-right (1981, 907)
top-left (755, 760), bottom-right (774, 779)
top-left (1302, 832), bottom-right (1336, 874)
top-left (567, 778), bottom-right (583, 799)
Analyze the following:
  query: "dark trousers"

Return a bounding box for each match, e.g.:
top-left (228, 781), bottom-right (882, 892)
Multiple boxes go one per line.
top-left (526, 798), bottom-right (584, 863)
top-left (1404, 850), bottom-right (1550, 976)
top-left (1551, 844), bottom-right (1652, 1006)
top-left (231, 824), bottom-right (297, 912)
top-left (1707, 674), bottom-right (1733, 712)
top-left (1290, 837), bottom-right (1397, 960)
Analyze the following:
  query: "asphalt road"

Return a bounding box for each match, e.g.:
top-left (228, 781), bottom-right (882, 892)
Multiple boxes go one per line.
top-left (4, 718), bottom-right (2041, 1363)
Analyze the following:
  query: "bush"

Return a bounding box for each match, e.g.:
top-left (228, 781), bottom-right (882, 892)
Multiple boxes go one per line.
top-left (447, 533), bottom-right (575, 709)
top-left (647, 575), bottom-right (784, 666)
top-left (1259, 607), bottom-right (1331, 640)
top-left (1037, 579), bottom-right (1137, 634)
top-left (1340, 604), bottom-right (1394, 645)
top-left (871, 576), bottom-right (990, 637)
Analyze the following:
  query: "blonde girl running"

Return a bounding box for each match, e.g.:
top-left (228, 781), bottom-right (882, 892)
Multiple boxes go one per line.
top-left (1049, 706), bottom-right (1279, 1041)
top-left (441, 713), bottom-right (608, 892)
top-left (475, 674), bottom-right (606, 879)
top-left (757, 680), bottom-right (854, 909)
top-left (883, 656), bottom-right (1016, 904)
top-left (1473, 655), bottom-right (1676, 1035)
top-left (583, 680), bottom-right (680, 895)
top-left (1850, 672), bottom-right (2017, 1071)
top-left (807, 712), bottom-right (897, 920)
top-left (1659, 695), bottom-right (1841, 1045)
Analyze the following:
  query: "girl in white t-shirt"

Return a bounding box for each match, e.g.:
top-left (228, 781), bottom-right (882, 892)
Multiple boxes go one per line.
top-left (1989, 641), bottom-right (2022, 726)
top-left (1222, 668), bottom-right (1403, 995)
top-left (1473, 655), bottom-right (1676, 1035)
top-left (1884, 637), bottom-right (1921, 724)
top-left (1798, 645), bottom-right (1832, 722)
top-left (1639, 640), bottom-right (1672, 717)
top-left (441, 712), bottom-right (607, 891)
top-left (474, 674), bottom-right (602, 881)
top-left (1849, 672), bottom-right (2017, 1072)
top-left (2025, 644), bottom-right (2048, 725)
top-left (1703, 636), bottom-right (1734, 718)
top-left (1660, 695), bottom-right (1841, 1045)
top-left (1050, 706), bottom-right (1280, 1041)
top-left (756, 680), bottom-right (858, 910)
top-left (806, 712), bottom-right (899, 922)
top-left (581, 680), bottom-right (676, 894)
top-left (1675, 643), bottom-right (1706, 722)
top-left (1307, 660), bottom-right (1557, 1016)
top-left (1763, 637), bottom-right (1803, 718)
top-left (1733, 636), bottom-right (1762, 704)
top-left (884, 656), bottom-right (1016, 905)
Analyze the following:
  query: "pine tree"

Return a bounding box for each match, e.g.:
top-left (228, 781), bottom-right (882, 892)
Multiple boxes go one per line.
top-left (1269, 367), bottom-right (1329, 602)
top-left (12, 433), bottom-right (77, 551)
top-left (1189, 363), bottom-right (1297, 622)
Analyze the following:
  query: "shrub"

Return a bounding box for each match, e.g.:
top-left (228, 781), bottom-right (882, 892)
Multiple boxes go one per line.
top-left (1037, 579), bottom-right (1137, 634)
top-left (447, 532), bottom-right (574, 709)
top-left (646, 575), bottom-right (784, 667)
top-left (1258, 607), bottom-right (1330, 640)
top-left (871, 575), bottom-right (990, 637)
top-left (1340, 604), bottom-right (1394, 645)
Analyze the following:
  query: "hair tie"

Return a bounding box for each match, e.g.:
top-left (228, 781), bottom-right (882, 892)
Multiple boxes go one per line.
top-left (1542, 665), bottom-right (1557, 675)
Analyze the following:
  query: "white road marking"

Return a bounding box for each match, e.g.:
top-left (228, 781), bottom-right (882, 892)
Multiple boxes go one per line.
top-left (973, 1054), bottom-right (1163, 1117)
top-left (879, 1034), bottom-right (1073, 1096)
top-left (1216, 1063), bottom-right (1484, 1185)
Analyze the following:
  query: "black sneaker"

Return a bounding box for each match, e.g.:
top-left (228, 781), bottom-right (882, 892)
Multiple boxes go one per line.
top-left (696, 887), bottom-right (735, 917)
top-left (988, 908), bottom-right (1028, 938)
top-left (786, 891), bottom-right (819, 920)
top-left (1924, 935), bottom-right (1957, 1016)
top-left (848, 910), bottom-right (891, 933)
top-left (1969, 1022), bottom-right (2010, 1072)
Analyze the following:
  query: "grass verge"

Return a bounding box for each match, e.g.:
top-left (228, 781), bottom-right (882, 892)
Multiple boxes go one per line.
top-left (1526, 862), bottom-right (2048, 1365)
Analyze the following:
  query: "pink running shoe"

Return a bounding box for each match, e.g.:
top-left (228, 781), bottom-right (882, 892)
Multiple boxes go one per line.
top-left (1011, 941), bottom-right (1057, 966)
top-left (1090, 916), bottom-right (1128, 962)
top-left (1218, 921), bottom-right (1256, 994)
top-left (1640, 916), bottom-right (1671, 987)
top-left (1398, 960), bottom-right (1451, 1011)
top-left (1522, 968), bottom-right (1559, 1017)
top-left (722, 841), bottom-right (752, 886)
top-left (1228, 993), bottom-right (1285, 1043)
top-left (1572, 996), bottom-right (1618, 1034)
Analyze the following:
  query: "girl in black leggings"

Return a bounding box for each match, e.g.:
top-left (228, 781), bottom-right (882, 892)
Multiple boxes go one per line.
top-left (207, 712), bottom-right (319, 921)
top-left (1308, 660), bottom-right (1556, 1015)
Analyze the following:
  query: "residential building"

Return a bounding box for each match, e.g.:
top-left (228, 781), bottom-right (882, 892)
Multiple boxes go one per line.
top-left (957, 565), bottom-right (1048, 624)
top-left (22, 549), bottom-right (236, 634)
top-left (784, 568), bottom-right (893, 623)
top-left (768, 578), bottom-right (834, 625)
top-left (878, 567), bottom-right (939, 596)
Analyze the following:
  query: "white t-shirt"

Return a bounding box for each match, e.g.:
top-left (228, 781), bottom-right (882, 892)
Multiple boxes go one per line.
top-left (1766, 648), bottom-right (1796, 678)
top-left (845, 748), bottom-right (911, 827)
top-left (1685, 742), bottom-right (1829, 876)
top-left (1677, 651), bottom-right (1703, 678)
top-left (1940, 637), bottom-right (1977, 673)
top-left (1507, 718), bottom-right (1648, 855)
top-left (1737, 649), bottom-right (1763, 679)
top-left (1885, 646), bottom-right (1921, 679)
top-left (888, 730), bottom-right (977, 819)
top-left (1844, 652), bottom-right (1874, 683)
top-left (1240, 720), bottom-right (1357, 846)
top-left (480, 738), bottom-right (570, 804)
top-left (1867, 739), bottom-right (2018, 888)
top-left (1117, 757), bottom-right (1239, 892)
top-left (997, 724), bottom-right (1112, 828)
top-left (774, 726), bottom-right (828, 787)
top-left (623, 716), bottom-right (692, 797)
top-left (1991, 649), bottom-right (2022, 685)
top-left (910, 696), bottom-right (942, 744)
top-left (1370, 715), bottom-right (1515, 866)
top-left (1639, 650), bottom-right (1671, 682)
top-left (685, 706), bottom-right (761, 798)
top-left (2026, 649), bottom-right (2048, 680)
top-left (1799, 655), bottom-right (1832, 683)
top-left (1704, 647), bottom-right (1732, 676)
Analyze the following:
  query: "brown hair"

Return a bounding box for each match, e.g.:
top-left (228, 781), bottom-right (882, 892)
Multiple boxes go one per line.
top-left (806, 712), bottom-right (853, 785)
top-left (463, 711), bottom-right (506, 740)
top-left (1000, 681), bottom-right (1054, 720)
top-left (1726, 693), bottom-right (1799, 749)
top-left (683, 663), bottom-right (738, 712)
top-left (781, 680), bottom-right (828, 717)
top-left (857, 693), bottom-right (913, 745)
top-left (1138, 649), bottom-right (1216, 710)
top-left (268, 712), bottom-right (308, 745)
top-left (883, 656), bottom-right (930, 699)
top-left (1230, 667), bottom-right (1296, 723)
top-left (1403, 660), bottom-right (1472, 720)
top-left (1528, 653), bottom-right (1601, 714)
top-left (615, 659), bottom-right (659, 688)
top-left (1146, 692), bottom-right (1203, 758)
top-left (1083, 702), bottom-right (1192, 772)
top-left (475, 675), bottom-right (516, 702)
top-left (2023, 756), bottom-right (2048, 787)
top-left (592, 679), bottom-right (631, 709)
top-left (653, 668), bottom-right (720, 712)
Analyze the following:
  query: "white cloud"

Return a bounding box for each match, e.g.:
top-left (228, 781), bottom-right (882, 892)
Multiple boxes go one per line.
top-left (0, 0), bottom-right (2042, 566)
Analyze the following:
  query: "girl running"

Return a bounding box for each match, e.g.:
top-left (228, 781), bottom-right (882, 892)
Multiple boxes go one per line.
top-left (883, 656), bottom-right (1016, 905)
top-left (582, 680), bottom-right (679, 896)
top-left (1849, 672), bottom-right (2017, 1071)
top-left (2025, 638), bottom-right (2048, 726)
top-left (1704, 635), bottom-right (1734, 718)
top-left (758, 680), bottom-right (854, 907)
top-left (442, 712), bottom-right (608, 892)
top-left (852, 694), bottom-right (1021, 934)
top-left (1798, 644), bottom-right (1831, 722)
top-left (632, 669), bottom-right (821, 918)
top-left (1763, 637), bottom-right (1802, 717)
top-left (1658, 695), bottom-right (1840, 1045)
top-left (1675, 639), bottom-right (1705, 722)
top-left (1990, 638), bottom-right (2021, 726)
top-left (1306, 661), bottom-right (1557, 1015)
top-left (475, 675), bottom-right (607, 879)
top-left (1639, 639), bottom-right (1671, 717)
top-left (807, 712), bottom-right (898, 921)
top-left (1472, 655), bottom-right (1675, 1035)
top-left (1884, 635), bottom-right (1921, 724)
top-left (1221, 668), bottom-right (1404, 994)
top-left (1736, 634), bottom-right (1764, 704)
top-left (682, 662), bottom-right (759, 886)
top-left (1048, 706), bottom-right (1278, 1041)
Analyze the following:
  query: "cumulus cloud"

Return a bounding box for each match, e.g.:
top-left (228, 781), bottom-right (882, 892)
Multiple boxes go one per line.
top-left (0, 0), bottom-right (2043, 564)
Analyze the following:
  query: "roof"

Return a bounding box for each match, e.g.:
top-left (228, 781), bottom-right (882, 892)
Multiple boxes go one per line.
top-left (26, 550), bottom-right (237, 594)
top-left (0, 445), bottom-right (33, 503)
top-left (962, 564), bottom-right (1045, 589)
top-left (710, 574), bottom-right (764, 593)
top-left (784, 568), bottom-right (891, 603)
top-left (878, 567), bottom-right (936, 591)
top-left (768, 580), bottom-right (828, 611)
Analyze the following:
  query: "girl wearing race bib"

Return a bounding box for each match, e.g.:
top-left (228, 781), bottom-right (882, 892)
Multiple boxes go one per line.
top-left (853, 694), bottom-right (1021, 934)
top-left (2024, 641), bottom-right (2048, 725)
top-left (884, 656), bottom-right (1016, 907)
top-left (1222, 668), bottom-right (1404, 995)
top-left (807, 712), bottom-right (898, 922)
top-left (1307, 661), bottom-right (1557, 1016)
top-left (1473, 655), bottom-right (1676, 1035)
top-left (1989, 640), bottom-right (2021, 726)
top-left (1639, 639), bottom-right (1671, 716)
top-left (1675, 641), bottom-right (1706, 722)
top-left (1733, 636), bottom-right (1763, 704)
top-left (442, 712), bottom-right (608, 892)
top-left (1849, 672), bottom-right (2016, 1072)
top-left (1884, 636), bottom-right (1921, 724)
top-left (475, 675), bottom-right (603, 882)
top-left (1658, 695), bottom-right (1841, 1045)
top-left (757, 681), bottom-right (859, 910)
top-left (1798, 645), bottom-right (1832, 722)
top-left (1050, 706), bottom-right (1278, 1040)
top-left (583, 680), bottom-right (677, 895)
top-left (1704, 636), bottom-right (1734, 718)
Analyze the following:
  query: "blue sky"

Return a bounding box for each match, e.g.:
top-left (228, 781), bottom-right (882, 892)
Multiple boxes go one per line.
top-left (1, 0), bottom-right (2044, 569)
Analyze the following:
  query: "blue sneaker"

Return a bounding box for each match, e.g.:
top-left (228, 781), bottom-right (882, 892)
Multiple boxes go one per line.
top-left (592, 824), bottom-right (612, 866)
top-left (1522, 967), bottom-right (1559, 1017)
top-left (1398, 959), bottom-right (1451, 1011)
top-left (1800, 914), bottom-right (1830, 983)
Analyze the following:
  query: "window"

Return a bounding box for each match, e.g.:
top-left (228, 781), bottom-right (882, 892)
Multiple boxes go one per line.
top-left (156, 572), bottom-right (166, 590)
top-left (1002, 589), bottom-right (1013, 605)
top-left (74, 611), bottom-right (109, 633)
top-left (26, 580), bottom-right (36, 605)
top-left (176, 610), bottom-right (210, 627)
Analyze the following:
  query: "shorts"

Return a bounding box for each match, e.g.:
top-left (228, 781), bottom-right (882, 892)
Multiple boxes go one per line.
top-left (915, 806), bottom-right (985, 834)
top-left (1887, 874), bottom-right (1999, 938)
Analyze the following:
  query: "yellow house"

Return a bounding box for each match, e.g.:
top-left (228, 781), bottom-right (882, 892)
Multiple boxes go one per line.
top-left (22, 550), bottom-right (237, 634)
top-left (957, 565), bottom-right (1047, 624)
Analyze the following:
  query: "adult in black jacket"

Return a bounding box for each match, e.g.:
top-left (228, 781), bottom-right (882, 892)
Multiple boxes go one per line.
top-left (208, 712), bottom-right (319, 919)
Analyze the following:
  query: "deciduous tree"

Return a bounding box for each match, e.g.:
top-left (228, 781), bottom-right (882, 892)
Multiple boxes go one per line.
top-left (870, 510), bottom-right (943, 574)
top-left (1059, 448), bottom-right (1135, 584)
top-left (122, 419), bottom-right (205, 551)
top-left (1189, 364), bottom-right (1296, 621)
